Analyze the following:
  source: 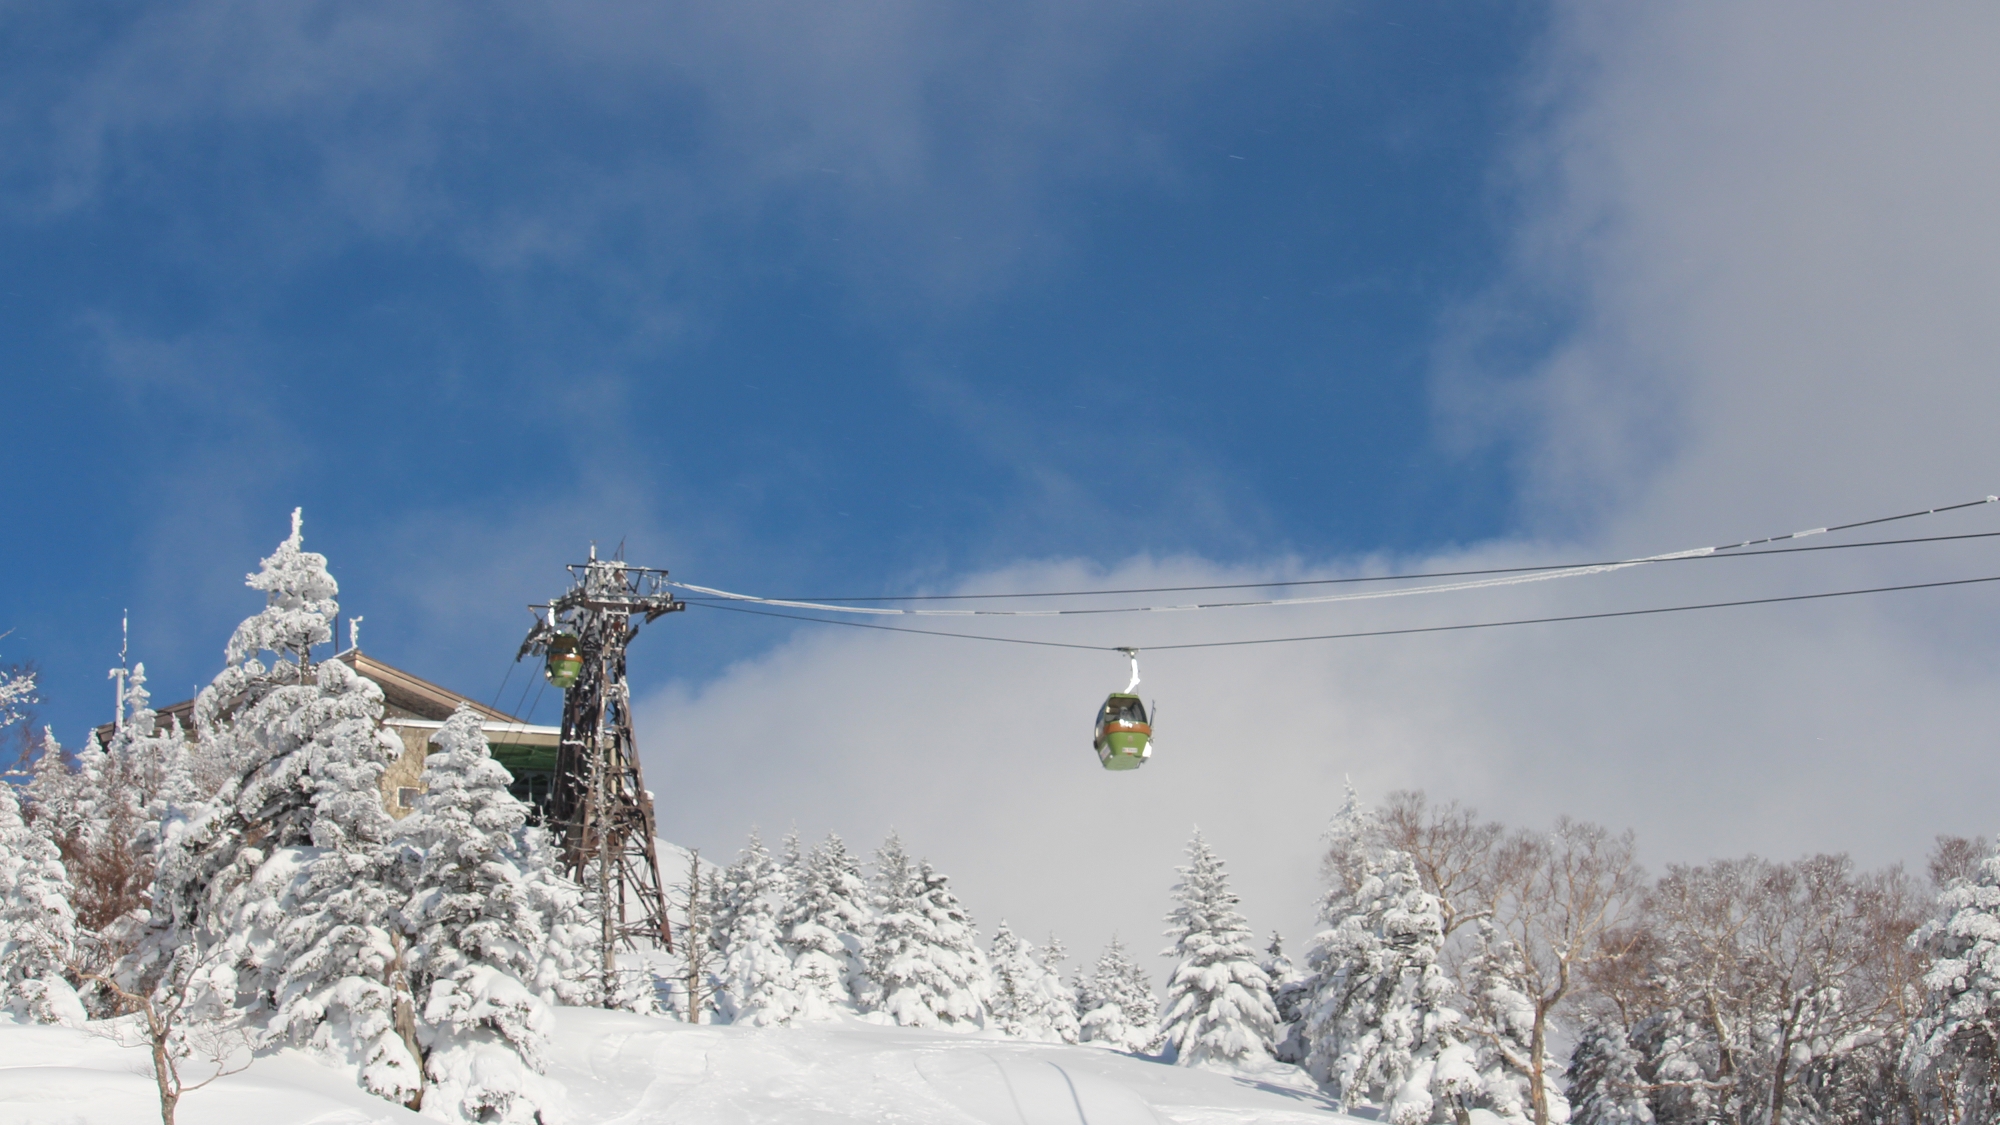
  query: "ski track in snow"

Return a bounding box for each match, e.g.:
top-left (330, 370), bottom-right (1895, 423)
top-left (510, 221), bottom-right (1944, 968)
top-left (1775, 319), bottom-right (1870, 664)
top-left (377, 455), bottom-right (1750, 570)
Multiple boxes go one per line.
top-left (2, 1008), bottom-right (1364, 1124)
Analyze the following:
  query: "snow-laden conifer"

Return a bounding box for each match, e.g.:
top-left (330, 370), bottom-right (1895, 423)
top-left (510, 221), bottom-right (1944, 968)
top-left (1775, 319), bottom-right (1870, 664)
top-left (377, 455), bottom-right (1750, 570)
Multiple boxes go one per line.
top-left (25, 728), bottom-right (80, 862)
top-left (1076, 936), bottom-right (1158, 1052)
top-left (989, 922), bottom-right (1075, 1042)
top-left (1463, 922), bottom-right (1560, 1125)
top-left (1905, 845), bottom-right (2000, 1123)
top-left (1566, 1018), bottom-right (1653, 1125)
top-left (1159, 830), bottom-right (1278, 1068)
top-left (135, 514), bottom-right (430, 1107)
top-left (863, 836), bottom-right (988, 1029)
top-left (0, 779), bottom-right (82, 1023)
top-left (779, 832), bottom-right (871, 1017)
top-left (1302, 786), bottom-right (1469, 1121)
top-left (0, 658), bottom-right (33, 732)
top-left (262, 655), bottom-right (419, 1106)
top-left (401, 706), bottom-right (575, 1123)
top-left (70, 664), bottom-right (195, 960)
top-left (1037, 935), bottom-right (1082, 1044)
top-left (713, 832), bottom-right (803, 1027)
top-left (1263, 931), bottom-right (1310, 1062)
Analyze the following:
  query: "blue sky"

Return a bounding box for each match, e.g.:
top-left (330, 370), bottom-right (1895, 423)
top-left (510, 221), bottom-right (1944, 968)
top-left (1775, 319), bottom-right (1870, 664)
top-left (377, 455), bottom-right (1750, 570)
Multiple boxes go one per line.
top-left (8, 2), bottom-right (2000, 955)
top-left (4, 2), bottom-right (1542, 737)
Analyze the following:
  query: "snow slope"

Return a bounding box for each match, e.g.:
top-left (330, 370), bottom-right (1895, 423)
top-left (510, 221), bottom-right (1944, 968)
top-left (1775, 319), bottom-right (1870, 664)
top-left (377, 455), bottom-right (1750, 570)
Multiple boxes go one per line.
top-left (1, 1008), bottom-right (1361, 1124)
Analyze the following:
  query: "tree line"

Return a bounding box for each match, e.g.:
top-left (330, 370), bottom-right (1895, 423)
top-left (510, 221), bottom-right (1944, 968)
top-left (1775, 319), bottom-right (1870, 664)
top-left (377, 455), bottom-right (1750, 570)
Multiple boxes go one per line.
top-left (1262, 786), bottom-right (1999, 1125)
top-left (3, 511), bottom-right (1998, 1125)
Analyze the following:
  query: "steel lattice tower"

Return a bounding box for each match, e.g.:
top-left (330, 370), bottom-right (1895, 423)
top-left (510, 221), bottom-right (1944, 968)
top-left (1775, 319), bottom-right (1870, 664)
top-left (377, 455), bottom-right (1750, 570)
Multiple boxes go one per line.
top-left (517, 551), bottom-right (681, 994)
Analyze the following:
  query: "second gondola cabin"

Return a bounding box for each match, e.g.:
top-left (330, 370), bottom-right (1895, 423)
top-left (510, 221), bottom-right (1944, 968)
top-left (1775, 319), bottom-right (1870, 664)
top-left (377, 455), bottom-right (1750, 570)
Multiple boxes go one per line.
top-left (1093, 692), bottom-right (1152, 770)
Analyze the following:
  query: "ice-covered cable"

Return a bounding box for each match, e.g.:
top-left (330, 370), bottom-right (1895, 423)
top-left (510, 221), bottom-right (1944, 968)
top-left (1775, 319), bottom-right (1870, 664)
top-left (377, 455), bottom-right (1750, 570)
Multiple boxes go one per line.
top-left (671, 495), bottom-right (2000, 619)
top-left (686, 572), bottom-right (2000, 651)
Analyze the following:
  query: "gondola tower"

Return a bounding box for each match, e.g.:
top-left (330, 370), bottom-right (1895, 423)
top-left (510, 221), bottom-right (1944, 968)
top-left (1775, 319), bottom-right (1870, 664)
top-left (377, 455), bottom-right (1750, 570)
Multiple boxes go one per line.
top-left (517, 549), bottom-right (682, 996)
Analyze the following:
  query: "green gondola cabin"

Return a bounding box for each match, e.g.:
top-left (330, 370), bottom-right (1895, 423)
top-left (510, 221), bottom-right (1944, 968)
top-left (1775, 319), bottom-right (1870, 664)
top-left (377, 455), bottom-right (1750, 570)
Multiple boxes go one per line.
top-left (1093, 692), bottom-right (1152, 770)
top-left (543, 633), bottom-right (583, 688)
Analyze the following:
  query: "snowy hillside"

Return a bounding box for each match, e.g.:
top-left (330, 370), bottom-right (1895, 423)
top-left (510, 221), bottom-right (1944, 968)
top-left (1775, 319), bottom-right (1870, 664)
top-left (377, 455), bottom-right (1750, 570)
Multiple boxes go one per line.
top-left (2, 1007), bottom-right (1360, 1125)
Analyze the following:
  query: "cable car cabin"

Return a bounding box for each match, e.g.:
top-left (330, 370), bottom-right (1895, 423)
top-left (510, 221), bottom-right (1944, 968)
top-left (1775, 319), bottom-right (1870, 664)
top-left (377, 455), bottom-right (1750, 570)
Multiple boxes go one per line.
top-left (1093, 692), bottom-right (1152, 771)
top-left (544, 633), bottom-right (583, 689)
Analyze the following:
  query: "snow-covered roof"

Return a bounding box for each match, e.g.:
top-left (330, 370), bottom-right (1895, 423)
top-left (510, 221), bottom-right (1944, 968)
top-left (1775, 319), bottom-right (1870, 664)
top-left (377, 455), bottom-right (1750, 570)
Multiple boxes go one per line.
top-left (92, 648), bottom-right (531, 745)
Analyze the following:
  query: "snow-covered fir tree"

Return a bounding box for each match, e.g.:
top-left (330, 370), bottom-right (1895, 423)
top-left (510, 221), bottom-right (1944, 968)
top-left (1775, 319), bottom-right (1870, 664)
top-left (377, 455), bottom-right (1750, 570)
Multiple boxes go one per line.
top-left (1567, 1017), bottom-right (1654, 1125)
top-left (1038, 934), bottom-right (1082, 1044)
top-left (0, 778), bottom-right (82, 1024)
top-left (779, 832), bottom-right (872, 1018)
top-left (401, 706), bottom-right (575, 1123)
top-left (712, 832), bottom-right (804, 1027)
top-left (1158, 830), bottom-right (1278, 1068)
top-left (0, 657), bottom-right (33, 732)
top-left (1305, 852), bottom-right (1475, 1122)
top-left (1463, 921), bottom-right (1563, 1125)
top-left (69, 663), bottom-right (195, 962)
top-left (25, 727), bottom-right (80, 864)
top-left (135, 513), bottom-right (429, 1109)
top-left (1302, 788), bottom-right (1471, 1122)
top-left (262, 653), bottom-right (420, 1106)
top-left (862, 835), bottom-right (989, 1029)
top-left (1905, 845), bottom-right (2000, 1124)
top-left (1076, 936), bottom-right (1158, 1052)
top-left (1263, 930), bottom-right (1311, 1063)
top-left (989, 922), bottom-right (1076, 1042)
top-left (153, 511), bottom-right (348, 954)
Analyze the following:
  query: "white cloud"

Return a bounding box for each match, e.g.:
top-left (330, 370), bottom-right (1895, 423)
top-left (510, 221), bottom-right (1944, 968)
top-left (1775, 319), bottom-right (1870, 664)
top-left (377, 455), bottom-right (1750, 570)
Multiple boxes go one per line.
top-left (638, 2), bottom-right (2000, 965)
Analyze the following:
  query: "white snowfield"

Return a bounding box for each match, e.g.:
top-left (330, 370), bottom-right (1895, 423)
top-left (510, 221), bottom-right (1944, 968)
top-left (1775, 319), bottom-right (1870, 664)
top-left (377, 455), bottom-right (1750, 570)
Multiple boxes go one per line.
top-left (1, 1007), bottom-right (1364, 1125)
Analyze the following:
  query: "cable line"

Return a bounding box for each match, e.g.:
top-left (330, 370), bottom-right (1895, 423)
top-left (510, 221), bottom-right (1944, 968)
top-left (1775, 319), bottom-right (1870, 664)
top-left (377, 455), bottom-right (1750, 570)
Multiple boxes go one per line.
top-left (1144, 573), bottom-right (2000, 650)
top-left (672, 495), bottom-right (2000, 619)
top-left (712, 529), bottom-right (2000, 603)
top-left (686, 572), bottom-right (2000, 652)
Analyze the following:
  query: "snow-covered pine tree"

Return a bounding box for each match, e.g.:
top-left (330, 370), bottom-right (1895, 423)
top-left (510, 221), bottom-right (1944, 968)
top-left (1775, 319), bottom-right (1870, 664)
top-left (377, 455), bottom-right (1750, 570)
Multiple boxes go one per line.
top-left (130, 513), bottom-right (426, 1106)
top-left (24, 727), bottom-right (80, 866)
top-left (713, 832), bottom-right (803, 1027)
top-left (991, 921), bottom-right (1075, 1041)
top-left (0, 779), bottom-right (83, 1024)
top-left (401, 706), bottom-right (573, 1123)
top-left (1296, 776), bottom-right (1488, 1112)
top-left (263, 653), bottom-right (420, 1106)
top-left (1462, 921), bottom-right (1558, 1125)
top-left (1159, 830), bottom-right (1279, 1068)
top-left (1302, 812), bottom-right (1470, 1122)
top-left (1076, 936), bottom-right (1158, 1052)
top-left (1263, 930), bottom-right (1311, 1062)
top-left (779, 832), bottom-right (872, 1018)
top-left (152, 511), bottom-right (348, 957)
top-left (71, 663), bottom-right (196, 964)
top-left (862, 836), bottom-right (988, 1029)
top-left (1567, 1017), bottom-right (1654, 1125)
top-left (0, 657), bottom-right (32, 733)
top-left (1039, 934), bottom-right (1081, 1044)
top-left (203, 515), bottom-right (343, 833)
top-left (1905, 845), bottom-right (2000, 1123)
top-left (914, 860), bottom-right (991, 1025)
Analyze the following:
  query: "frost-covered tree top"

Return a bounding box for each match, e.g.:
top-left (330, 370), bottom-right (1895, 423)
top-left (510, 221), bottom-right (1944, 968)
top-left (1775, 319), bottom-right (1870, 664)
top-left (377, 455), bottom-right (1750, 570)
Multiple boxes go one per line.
top-left (864, 839), bottom-right (989, 1030)
top-left (1078, 935), bottom-right (1158, 1053)
top-left (990, 922), bottom-right (1078, 1043)
top-left (225, 508), bottom-right (338, 668)
top-left (781, 832), bottom-right (871, 1018)
top-left (401, 706), bottom-right (571, 1121)
top-left (0, 657), bottom-right (34, 732)
top-left (1907, 847), bottom-right (2000, 1111)
top-left (1160, 830), bottom-right (1277, 1068)
top-left (714, 832), bottom-right (803, 1028)
top-left (0, 778), bottom-right (79, 1020)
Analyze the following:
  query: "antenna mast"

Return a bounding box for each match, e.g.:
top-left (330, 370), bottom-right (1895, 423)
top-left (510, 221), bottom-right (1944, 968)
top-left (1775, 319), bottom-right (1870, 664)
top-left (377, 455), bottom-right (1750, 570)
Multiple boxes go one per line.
top-left (518, 553), bottom-right (683, 998)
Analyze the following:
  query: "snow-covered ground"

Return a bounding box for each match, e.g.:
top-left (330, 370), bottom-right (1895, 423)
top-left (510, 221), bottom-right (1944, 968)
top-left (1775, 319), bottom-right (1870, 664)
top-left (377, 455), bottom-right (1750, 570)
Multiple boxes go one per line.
top-left (1, 1008), bottom-right (1363, 1125)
